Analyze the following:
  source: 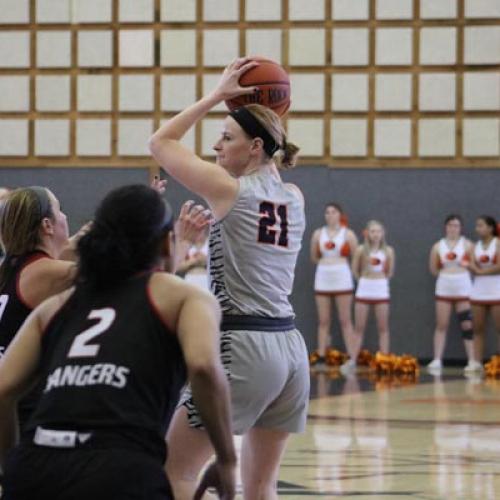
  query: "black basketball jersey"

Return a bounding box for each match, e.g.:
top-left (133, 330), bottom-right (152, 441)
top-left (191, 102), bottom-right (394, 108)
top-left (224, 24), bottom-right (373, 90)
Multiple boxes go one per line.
top-left (26, 273), bottom-right (187, 461)
top-left (0, 251), bottom-right (50, 358)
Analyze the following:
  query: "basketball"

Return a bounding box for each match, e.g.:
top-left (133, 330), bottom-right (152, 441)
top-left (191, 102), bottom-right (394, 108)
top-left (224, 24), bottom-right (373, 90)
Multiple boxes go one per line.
top-left (225, 56), bottom-right (291, 116)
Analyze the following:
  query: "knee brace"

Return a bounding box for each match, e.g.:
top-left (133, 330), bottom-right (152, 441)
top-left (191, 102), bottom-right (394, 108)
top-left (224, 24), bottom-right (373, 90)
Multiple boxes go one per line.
top-left (458, 310), bottom-right (473, 339)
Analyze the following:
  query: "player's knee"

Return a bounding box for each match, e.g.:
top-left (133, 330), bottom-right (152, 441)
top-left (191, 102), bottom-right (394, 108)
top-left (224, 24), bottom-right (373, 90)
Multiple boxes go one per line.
top-left (318, 318), bottom-right (330, 329)
top-left (339, 319), bottom-right (352, 330)
top-left (458, 310), bottom-right (473, 339)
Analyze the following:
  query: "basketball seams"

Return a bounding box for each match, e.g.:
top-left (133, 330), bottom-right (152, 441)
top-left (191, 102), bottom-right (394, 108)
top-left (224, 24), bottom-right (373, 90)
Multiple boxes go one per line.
top-left (226, 56), bottom-right (291, 116)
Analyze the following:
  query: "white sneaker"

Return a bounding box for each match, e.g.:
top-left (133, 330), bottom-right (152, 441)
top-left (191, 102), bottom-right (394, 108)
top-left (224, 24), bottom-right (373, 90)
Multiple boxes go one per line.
top-left (427, 359), bottom-right (442, 373)
top-left (340, 359), bottom-right (356, 375)
top-left (464, 360), bottom-right (483, 373)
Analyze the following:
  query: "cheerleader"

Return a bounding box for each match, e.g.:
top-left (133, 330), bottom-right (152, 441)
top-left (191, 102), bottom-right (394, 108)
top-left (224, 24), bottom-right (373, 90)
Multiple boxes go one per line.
top-left (469, 215), bottom-right (500, 370)
top-left (176, 226), bottom-right (209, 290)
top-left (350, 221), bottom-right (395, 370)
top-left (310, 203), bottom-right (358, 366)
top-left (428, 215), bottom-right (475, 374)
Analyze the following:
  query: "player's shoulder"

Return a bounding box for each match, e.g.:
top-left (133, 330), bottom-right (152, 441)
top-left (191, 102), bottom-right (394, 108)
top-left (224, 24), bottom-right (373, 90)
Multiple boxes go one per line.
top-left (284, 182), bottom-right (304, 206)
top-left (345, 227), bottom-right (357, 239)
top-left (148, 272), bottom-right (217, 331)
top-left (27, 256), bottom-right (75, 281)
top-left (354, 244), bottom-right (364, 256)
top-left (149, 272), bottom-right (215, 306)
top-left (35, 287), bottom-right (75, 330)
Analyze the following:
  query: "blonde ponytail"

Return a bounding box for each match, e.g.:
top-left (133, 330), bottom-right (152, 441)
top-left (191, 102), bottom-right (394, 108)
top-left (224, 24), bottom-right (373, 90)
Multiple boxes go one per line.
top-left (244, 104), bottom-right (301, 169)
top-left (275, 140), bottom-right (300, 170)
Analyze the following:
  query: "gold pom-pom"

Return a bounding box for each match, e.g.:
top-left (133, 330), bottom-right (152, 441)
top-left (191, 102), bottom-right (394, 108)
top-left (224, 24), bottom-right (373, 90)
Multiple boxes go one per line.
top-left (309, 350), bottom-right (321, 366)
top-left (356, 349), bottom-right (373, 366)
top-left (369, 351), bottom-right (420, 376)
top-left (325, 347), bottom-right (349, 367)
top-left (484, 354), bottom-right (500, 378)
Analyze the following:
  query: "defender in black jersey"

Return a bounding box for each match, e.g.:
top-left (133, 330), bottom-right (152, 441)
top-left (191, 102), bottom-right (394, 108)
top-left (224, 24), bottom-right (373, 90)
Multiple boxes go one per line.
top-left (0, 187), bottom-right (78, 428)
top-left (0, 185), bottom-right (236, 500)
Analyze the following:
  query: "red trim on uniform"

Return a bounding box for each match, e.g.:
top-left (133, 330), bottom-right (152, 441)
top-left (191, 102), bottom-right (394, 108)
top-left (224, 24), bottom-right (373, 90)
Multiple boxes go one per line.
top-left (16, 251), bottom-right (52, 310)
top-left (145, 274), bottom-right (174, 334)
top-left (436, 295), bottom-right (470, 303)
top-left (315, 290), bottom-right (353, 297)
top-left (355, 298), bottom-right (390, 305)
top-left (470, 299), bottom-right (500, 306)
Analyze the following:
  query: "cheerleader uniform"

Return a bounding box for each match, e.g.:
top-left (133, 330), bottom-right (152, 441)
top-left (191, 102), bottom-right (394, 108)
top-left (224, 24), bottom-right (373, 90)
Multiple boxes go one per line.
top-left (314, 227), bottom-right (354, 295)
top-left (184, 240), bottom-right (209, 290)
top-left (470, 238), bottom-right (500, 305)
top-left (435, 237), bottom-right (472, 302)
top-left (355, 250), bottom-right (390, 304)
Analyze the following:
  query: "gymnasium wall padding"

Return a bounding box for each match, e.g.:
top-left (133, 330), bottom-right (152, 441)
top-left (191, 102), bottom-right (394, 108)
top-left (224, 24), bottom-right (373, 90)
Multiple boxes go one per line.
top-left (1, 165), bottom-right (498, 361)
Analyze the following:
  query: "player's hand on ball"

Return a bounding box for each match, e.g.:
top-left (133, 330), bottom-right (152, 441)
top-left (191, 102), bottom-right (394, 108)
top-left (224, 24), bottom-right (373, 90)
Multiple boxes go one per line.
top-left (212, 57), bottom-right (259, 101)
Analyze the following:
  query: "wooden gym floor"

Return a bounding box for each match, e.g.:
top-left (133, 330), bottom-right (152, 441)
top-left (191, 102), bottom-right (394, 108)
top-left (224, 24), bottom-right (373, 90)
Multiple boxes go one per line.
top-left (271, 368), bottom-right (500, 499)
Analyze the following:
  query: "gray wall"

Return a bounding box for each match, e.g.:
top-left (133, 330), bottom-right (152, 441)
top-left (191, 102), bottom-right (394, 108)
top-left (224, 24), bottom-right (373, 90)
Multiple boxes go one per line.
top-left (1, 166), bottom-right (499, 361)
top-left (281, 167), bottom-right (500, 362)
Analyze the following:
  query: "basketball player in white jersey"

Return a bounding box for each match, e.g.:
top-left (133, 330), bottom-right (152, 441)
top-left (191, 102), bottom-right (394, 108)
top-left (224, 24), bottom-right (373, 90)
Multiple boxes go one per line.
top-left (469, 215), bottom-right (500, 370)
top-left (310, 203), bottom-right (358, 368)
top-left (349, 220), bottom-right (394, 370)
top-left (428, 215), bottom-right (475, 374)
top-left (149, 58), bottom-right (309, 499)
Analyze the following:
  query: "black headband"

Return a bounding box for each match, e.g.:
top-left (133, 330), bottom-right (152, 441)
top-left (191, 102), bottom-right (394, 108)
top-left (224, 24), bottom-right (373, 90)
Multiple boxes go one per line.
top-left (229, 107), bottom-right (280, 157)
top-left (27, 186), bottom-right (52, 220)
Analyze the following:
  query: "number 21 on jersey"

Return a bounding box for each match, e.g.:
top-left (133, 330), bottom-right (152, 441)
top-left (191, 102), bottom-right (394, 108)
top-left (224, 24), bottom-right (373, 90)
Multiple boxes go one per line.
top-left (258, 201), bottom-right (288, 247)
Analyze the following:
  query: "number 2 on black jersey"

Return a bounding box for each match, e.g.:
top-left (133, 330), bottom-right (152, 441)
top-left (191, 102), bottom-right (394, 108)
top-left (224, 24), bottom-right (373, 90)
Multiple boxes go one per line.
top-left (258, 202), bottom-right (288, 247)
top-left (0, 295), bottom-right (9, 359)
top-left (68, 308), bottom-right (116, 358)
top-left (0, 294), bottom-right (9, 322)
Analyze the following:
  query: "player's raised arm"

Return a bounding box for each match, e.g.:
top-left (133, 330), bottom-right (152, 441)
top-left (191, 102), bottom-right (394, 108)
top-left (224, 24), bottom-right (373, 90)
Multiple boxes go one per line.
top-left (148, 58), bottom-right (258, 219)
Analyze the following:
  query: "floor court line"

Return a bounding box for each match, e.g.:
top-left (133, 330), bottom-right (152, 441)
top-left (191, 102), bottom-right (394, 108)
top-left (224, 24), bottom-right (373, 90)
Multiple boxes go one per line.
top-left (271, 368), bottom-right (500, 500)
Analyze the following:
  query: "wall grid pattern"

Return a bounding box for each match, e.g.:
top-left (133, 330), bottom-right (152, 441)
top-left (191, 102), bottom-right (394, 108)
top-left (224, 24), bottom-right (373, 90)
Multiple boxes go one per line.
top-left (0, 0), bottom-right (498, 168)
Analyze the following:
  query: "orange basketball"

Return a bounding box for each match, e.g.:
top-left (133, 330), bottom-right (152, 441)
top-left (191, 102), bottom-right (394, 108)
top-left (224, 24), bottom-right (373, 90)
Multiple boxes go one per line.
top-left (225, 57), bottom-right (291, 116)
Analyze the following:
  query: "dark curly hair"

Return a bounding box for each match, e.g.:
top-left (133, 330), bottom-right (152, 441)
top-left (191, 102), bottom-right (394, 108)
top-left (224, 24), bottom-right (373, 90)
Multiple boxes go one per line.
top-left (77, 184), bottom-right (173, 290)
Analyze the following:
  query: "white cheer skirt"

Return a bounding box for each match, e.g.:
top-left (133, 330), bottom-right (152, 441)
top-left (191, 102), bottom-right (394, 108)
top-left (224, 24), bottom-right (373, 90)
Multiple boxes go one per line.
top-left (314, 263), bottom-right (354, 294)
top-left (435, 272), bottom-right (472, 302)
top-left (470, 275), bottom-right (500, 305)
top-left (355, 277), bottom-right (390, 303)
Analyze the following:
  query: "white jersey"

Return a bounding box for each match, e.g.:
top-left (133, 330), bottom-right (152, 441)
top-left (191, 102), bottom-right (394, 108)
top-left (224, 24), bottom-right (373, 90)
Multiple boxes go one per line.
top-left (187, 240), bottom-right (209, 261)
top-left (365, 249), bottom-right (387, 274)
top-left (438, 237), bottom-right (467, 271)
top-left (318, 226), bottom-right (349, 259)
top-left (474, 238), bottom-right (498, 269)
top-left (209, 169), bottom-right (305, 318)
